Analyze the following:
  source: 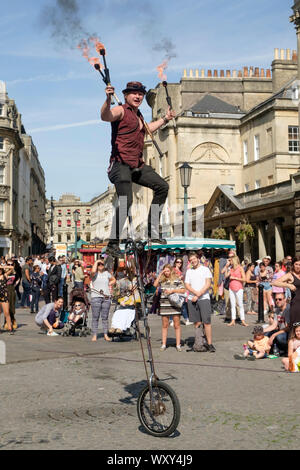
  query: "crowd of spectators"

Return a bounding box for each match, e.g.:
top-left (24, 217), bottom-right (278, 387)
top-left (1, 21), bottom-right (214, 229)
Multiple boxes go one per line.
top-left (1, 249), bottom-right (300, 372)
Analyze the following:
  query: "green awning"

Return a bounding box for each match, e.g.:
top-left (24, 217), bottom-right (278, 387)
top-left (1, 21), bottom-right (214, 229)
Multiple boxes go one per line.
top-left (102, 238), bottom-right (236, 254)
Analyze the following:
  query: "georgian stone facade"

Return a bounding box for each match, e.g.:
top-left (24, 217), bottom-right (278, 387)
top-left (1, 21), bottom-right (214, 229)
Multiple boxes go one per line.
top-left (0, 81), bottom-right (46, 256)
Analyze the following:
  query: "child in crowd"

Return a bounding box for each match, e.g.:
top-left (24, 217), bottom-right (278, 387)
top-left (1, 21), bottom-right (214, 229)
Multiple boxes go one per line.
top-left (282, 323), bottom-right (300, 372)
top-left (243, 325), bottom-right (271, 359)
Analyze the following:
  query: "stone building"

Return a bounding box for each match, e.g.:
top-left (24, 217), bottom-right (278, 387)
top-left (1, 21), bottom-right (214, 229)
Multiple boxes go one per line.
top-left (90, 186), bottom-right (115, 242)
top-left (141, 42), bottom-right (300, 260)
top-left (49, 194), bottom-right (92, 245)
top-left (0, 81), bottom-right (46, 256)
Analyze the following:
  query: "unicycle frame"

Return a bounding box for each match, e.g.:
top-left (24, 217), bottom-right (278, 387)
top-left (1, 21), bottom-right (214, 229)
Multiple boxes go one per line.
top-left (124, 240), bottom-right (158, 393)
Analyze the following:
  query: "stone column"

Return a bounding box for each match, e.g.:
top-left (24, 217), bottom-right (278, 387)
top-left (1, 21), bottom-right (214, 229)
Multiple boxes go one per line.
top-left (274, 218), bottom-right (285, 261)
top-left (258, 223), bottom-right (267, 259)
top-left (243, 238), bottom-right (252, 262)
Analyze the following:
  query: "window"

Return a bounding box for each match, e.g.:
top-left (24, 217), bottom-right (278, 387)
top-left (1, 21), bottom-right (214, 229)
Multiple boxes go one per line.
top-left (0, 201), bottom-right (4, 221)
top-left (255, 180), bottom-right (261, 189)
top-left (0, 137), bottom-right (3, 151)
top-left (67, 209), bottom-right (71, 215)
top-left (58, 234), bottom-right (62, 243)
top-left (243, 141), bottom-right (248, 165)
top-left (67, 233), bottom-right (71, 242)
top-left (86, 219), bottom-right (91, 226)
top-left (0, 104), bottom-right (3, 116)
top-left (288, 126), bottom-right (300, 153)
top-left (58, 220), bottom-right (62, 227)
top-left (67, 219), bottom-right (71, 227)
top-left (86, 233), bottom-right (91, 242)
top-left (0, 166), bottom-right (4, 184)
top-left (58, 209), bottom-right (62, 216)
top-left (77, 220), bottom-right (81, 228)
top-left (244, 184), bottom-right (249, 192)
top-left (254, 135), bottom-right (260, 161)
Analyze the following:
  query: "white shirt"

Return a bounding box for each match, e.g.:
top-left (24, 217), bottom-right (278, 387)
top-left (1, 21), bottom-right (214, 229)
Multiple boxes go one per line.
top-left (185, 265), bottom-right (212, 301)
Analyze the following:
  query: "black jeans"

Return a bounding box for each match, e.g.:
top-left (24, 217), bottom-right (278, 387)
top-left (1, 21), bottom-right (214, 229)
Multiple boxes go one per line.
top-left (108, 162), bottom-right (169, 240)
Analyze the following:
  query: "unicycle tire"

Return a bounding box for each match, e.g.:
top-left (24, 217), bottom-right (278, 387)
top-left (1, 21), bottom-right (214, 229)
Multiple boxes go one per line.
top-left (137, 380), bottom-right (180, 437)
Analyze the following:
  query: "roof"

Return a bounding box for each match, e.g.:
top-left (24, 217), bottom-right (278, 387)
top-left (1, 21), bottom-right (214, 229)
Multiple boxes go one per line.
top-left (190, 94), bottom-right (243, 115)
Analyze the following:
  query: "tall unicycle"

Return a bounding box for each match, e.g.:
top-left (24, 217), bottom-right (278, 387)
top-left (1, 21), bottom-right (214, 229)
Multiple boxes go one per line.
top-left (124, 239), bottom-right (181, 437)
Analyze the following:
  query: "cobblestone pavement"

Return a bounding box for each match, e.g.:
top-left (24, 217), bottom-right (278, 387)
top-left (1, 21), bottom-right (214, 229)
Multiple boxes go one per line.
top-left (0, 306), bottom-right (300, 450)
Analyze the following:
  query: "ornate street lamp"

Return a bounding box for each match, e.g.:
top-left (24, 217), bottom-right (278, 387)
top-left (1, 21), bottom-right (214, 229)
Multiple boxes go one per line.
top-left (73, 210), bottom-right (80, 260)
top-left (179, 162), bottom-right (192, 237)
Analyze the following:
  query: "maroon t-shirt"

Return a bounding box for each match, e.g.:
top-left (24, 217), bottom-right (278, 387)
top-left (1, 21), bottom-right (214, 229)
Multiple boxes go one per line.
top-left (110, 104), bottom-right (146, 169)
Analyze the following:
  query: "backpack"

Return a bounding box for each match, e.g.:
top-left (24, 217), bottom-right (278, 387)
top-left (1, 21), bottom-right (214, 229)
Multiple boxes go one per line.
top-left (193, 325), bottom-right (208, 352)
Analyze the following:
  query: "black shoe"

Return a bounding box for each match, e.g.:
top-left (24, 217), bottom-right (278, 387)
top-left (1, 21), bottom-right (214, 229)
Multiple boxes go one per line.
top-left (206, 344), bottom-right (216, 353)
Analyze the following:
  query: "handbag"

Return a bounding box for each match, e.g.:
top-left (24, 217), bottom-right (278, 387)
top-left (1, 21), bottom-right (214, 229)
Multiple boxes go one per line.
top-left (224, 276), bottom-right (230, 290)
top-left (168, 292), bottom-right (184, 309)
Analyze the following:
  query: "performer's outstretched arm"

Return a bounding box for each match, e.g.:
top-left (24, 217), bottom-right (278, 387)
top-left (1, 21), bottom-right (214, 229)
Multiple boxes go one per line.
top-left (101, 86), bottom-right (124, 122)
top-left (147, 106), bottom-right (175, 133)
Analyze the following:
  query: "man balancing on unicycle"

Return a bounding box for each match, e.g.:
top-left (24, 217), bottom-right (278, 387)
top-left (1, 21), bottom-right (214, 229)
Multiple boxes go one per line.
top-left (101, 81), bottom-right (175, 258)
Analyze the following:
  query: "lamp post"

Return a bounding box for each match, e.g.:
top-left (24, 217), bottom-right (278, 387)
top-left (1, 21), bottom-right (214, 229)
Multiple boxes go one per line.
top-left (179, 162), bottom-right (192, 238)
top-left (73, 210), bottom-right (80, 260)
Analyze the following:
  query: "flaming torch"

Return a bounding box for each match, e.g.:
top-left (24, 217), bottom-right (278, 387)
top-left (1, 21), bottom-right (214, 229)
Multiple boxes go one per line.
top-left (78, 37), bottom-right (121, 105)
top-left (157, 61), bottom-right (176, 129)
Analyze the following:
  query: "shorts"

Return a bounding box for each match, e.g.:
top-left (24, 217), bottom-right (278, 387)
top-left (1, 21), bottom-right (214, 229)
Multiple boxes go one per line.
top-left (248, 348), bottom-right (268, 358)
top-left (261, 282), bottom-right (272, 291)
top-left (187, 299), bottom-right (212, 324)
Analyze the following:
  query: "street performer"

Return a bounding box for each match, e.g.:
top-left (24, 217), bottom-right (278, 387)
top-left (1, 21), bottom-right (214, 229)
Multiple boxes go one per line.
top-left (101, 81), bottom-right (175, 257)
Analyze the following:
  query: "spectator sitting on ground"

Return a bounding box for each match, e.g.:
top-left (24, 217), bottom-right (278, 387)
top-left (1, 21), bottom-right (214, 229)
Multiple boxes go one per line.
top-left (267, 293), bottom-right (290, 355)
top-left (35, 297), bottom-right (64, 337)
top-left (243, 325), bottom-right (271, 360)
top-left (282, 322), bottom-right (300, 372)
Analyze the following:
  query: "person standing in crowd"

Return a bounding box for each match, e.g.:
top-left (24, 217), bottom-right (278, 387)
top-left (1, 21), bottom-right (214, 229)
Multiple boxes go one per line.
top-left (272, 261), bottom-right (285, 297)
top-left (244, 263), bottom-right (258, 315)
top-left (185, 252), bottom-right (216, 352)
top-left (72, 260), bottom-right (85, 289)
top-left (172, 258), bottom-right (193, 326)
top-left (13, 258), bottom-right (22, 304)
top-left (30, 265), bottom-right (42, 314)
top-left (58, 256), bottom-right (67, 297)
top-left (272, 256), bottom-right (300, 329)
top-left (0, 263), bottom-right (15, 334)
top-left (90, 258), bottom-right (116, 342)
top-left (227, 255), bottom-right (248, 327)
top-left (21, 257), bottom-right (34, 308)
top-left (44, 256), bottom-right (61, 304)
top-left (154, 264), bottom-right (185, 351)
top-left (257, 260), bottom-right (274, 314)
top-left (5, 259), bottom-right (17, 331)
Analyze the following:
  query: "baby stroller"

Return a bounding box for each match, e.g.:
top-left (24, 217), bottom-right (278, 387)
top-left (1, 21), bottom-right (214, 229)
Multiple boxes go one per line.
top-left (62, 287), bottom-right (91, 337)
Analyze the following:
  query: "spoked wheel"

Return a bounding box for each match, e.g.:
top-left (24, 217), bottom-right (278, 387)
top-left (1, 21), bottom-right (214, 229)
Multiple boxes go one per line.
top-left (137, 380), bottom-right (180, 437)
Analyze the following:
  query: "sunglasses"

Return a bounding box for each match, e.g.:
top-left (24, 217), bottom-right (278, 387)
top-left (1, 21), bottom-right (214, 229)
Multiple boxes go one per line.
top-left (275, 298), bottom-right (284, 301)
top-left (75, 304), bottom-right (81, 307)
top-left (7, 264), bottom-right (13, 266)
top-left (293, 322), bottom-right (300, 327)
top-left (175, 261), bottom-right (182, 264)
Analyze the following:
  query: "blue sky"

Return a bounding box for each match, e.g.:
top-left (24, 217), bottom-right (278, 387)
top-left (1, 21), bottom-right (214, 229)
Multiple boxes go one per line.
top-left (0, 0), bottom-right (297, 202)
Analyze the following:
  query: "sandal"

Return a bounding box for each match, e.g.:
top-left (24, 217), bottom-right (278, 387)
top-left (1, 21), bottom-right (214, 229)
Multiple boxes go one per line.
top-left (104, 335), bottom-right (112, 342)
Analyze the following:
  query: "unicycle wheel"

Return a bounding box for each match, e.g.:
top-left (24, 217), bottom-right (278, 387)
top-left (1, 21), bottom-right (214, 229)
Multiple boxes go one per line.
top-left (137, 380), bottom-right (180, 437)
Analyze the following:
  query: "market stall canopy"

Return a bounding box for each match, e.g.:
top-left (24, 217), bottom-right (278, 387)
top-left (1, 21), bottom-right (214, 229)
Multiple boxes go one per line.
top-left (101, 238), bottom-right (236, 254)
top-left (142, 237), bottom-right (236, 251)
top-left (67, 239), bottom-right (87, 251)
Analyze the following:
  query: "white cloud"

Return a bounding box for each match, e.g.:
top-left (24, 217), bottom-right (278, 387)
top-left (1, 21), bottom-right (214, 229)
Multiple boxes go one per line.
top-left (28, 119), bottom-right (102, 133)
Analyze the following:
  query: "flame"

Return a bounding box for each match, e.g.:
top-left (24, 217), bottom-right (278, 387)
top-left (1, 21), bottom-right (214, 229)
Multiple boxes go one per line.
top-left (157, 60), bottom-right (168, 81)
top-left (77, 37), bottom-right (105, 68)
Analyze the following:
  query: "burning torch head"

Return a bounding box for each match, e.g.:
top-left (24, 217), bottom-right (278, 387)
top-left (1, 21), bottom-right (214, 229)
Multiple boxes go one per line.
top-left (122, 81), bottom-right (147, 95)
